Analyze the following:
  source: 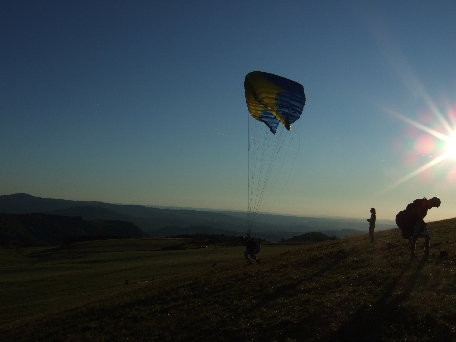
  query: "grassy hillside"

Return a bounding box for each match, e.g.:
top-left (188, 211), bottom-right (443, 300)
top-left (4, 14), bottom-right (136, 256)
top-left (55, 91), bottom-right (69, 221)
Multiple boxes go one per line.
top-left (1, 219), bottom-right (455, 341)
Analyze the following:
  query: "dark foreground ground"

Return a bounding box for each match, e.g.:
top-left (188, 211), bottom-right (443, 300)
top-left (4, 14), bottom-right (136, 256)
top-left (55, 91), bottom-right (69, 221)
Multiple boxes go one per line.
top-left (1, 219), bottom-right (456, 341)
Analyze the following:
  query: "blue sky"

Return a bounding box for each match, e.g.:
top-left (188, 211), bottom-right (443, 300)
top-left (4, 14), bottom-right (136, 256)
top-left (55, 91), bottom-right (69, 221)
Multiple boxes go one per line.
top-left (1, 1), bottom-right (456, 221)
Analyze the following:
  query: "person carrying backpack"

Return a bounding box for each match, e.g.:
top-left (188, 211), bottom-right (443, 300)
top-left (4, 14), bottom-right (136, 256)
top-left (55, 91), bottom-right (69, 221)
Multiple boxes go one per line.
top-left (396, 197), bottom-right (441, 258)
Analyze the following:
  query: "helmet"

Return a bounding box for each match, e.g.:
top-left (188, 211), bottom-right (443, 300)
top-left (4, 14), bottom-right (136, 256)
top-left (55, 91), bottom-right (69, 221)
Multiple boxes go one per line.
top-left (429, 197), bottom-right (441, 208)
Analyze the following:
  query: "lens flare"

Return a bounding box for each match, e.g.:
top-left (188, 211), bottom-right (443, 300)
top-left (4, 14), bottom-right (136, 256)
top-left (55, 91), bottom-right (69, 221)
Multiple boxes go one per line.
top-left (414, 135), bottom-right (434, 155)
top-left (381, 103), bottom-right (456, 194)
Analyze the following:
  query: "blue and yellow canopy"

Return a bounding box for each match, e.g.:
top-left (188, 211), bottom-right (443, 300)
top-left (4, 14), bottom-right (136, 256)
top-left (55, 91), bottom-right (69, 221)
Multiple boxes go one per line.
top-left (244, 71), bottom-right (306, 134)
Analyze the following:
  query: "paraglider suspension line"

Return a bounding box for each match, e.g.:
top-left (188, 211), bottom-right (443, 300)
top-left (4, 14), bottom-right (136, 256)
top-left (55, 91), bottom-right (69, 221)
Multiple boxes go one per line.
top-left (247, 113), bottom-right (252, 235)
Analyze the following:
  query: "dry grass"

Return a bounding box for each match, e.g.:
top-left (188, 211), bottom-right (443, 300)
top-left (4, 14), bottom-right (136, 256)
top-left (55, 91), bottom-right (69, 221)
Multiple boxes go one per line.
top-left (1, 220), bottom-right (456, 341)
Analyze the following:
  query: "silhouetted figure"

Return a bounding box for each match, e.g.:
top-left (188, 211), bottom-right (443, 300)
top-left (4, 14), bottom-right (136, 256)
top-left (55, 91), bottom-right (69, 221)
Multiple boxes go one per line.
top-left (367, 208), bottom-right (376, 243)
top-left (396, 197), bottom-right (441, 258)
top-left (240, 235), bottom-right (261, 264)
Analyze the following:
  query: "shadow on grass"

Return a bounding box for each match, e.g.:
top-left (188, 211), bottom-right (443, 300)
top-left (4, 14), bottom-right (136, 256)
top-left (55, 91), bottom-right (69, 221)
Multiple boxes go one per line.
top-left (326, 256), bottom-right (454, 342)
top-left (231, 248), bottom-right (352, 341)
top-left (28, 246), bottom-right (66, 257)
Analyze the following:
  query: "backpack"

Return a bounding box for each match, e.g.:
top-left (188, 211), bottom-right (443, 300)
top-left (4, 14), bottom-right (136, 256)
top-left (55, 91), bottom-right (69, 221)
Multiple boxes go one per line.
top-left (246, 238), bottom-right (261, 254)
top-left (395, 210), bottom-right (413, 239)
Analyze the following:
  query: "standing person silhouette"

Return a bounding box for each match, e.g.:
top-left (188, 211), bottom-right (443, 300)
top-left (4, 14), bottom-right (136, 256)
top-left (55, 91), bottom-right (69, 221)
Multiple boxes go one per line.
top-left (367, 208), bottom-right (376, 243)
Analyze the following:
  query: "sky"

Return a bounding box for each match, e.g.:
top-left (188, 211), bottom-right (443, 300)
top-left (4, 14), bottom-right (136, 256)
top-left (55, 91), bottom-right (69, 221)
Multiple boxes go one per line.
top-left (1, 1), bottom-right (456, 222)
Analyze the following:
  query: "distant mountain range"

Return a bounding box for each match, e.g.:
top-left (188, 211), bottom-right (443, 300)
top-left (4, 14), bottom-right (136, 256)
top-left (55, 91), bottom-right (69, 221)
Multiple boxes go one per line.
top-left (0, 193), bottom-right (396, 243)
top-left (0, 212), bottom-right (148, 247)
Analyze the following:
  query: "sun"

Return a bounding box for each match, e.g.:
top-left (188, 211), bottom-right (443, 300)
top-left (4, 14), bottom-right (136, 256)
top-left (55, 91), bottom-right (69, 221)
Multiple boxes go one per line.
top-left (444, 133), bottom-right (456, 159)
top-left (380, 105), bottom-right (456, 195)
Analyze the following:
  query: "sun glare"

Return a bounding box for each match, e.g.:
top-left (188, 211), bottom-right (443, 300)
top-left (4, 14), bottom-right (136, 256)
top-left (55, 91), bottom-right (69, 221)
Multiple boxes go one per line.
top-left (367, 14), bottom-right (456, 195)
top-left (445, 133), bottom-right (456, 159)
top-left (381, 103), bottom-right (456, 195)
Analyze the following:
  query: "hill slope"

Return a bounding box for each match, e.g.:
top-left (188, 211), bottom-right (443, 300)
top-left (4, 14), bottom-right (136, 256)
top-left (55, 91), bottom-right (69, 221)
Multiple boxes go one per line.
top-left (1, 219), bottom-right (455, 341)
top-left (0, 213), bottom-right (148, 246)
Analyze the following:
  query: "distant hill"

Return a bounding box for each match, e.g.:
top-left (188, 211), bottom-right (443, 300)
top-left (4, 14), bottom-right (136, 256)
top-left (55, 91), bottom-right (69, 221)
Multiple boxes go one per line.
top-left (319, 228), bottom-right (365, 239)
top-left (152, 226), bottom-right (364, 242)
top-left (0, 193), bottom-right (393, 241)
top-left (48, 206), bottom-right (133, 221)
top-left (0, 193), bottom-right (251, 233)
top-left (0, 213), bottom-right (148, 247)
top-left (153, 225), bottom-right (240, 237)
top-left (281, 231), bottom-right (336, 243)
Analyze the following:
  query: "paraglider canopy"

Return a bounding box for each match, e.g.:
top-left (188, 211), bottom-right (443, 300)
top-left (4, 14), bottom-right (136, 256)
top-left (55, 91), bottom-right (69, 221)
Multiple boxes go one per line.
top-left (244, 71), bottom-right (306, 134)
top-left (244, 71), bottom-right (306, 235)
